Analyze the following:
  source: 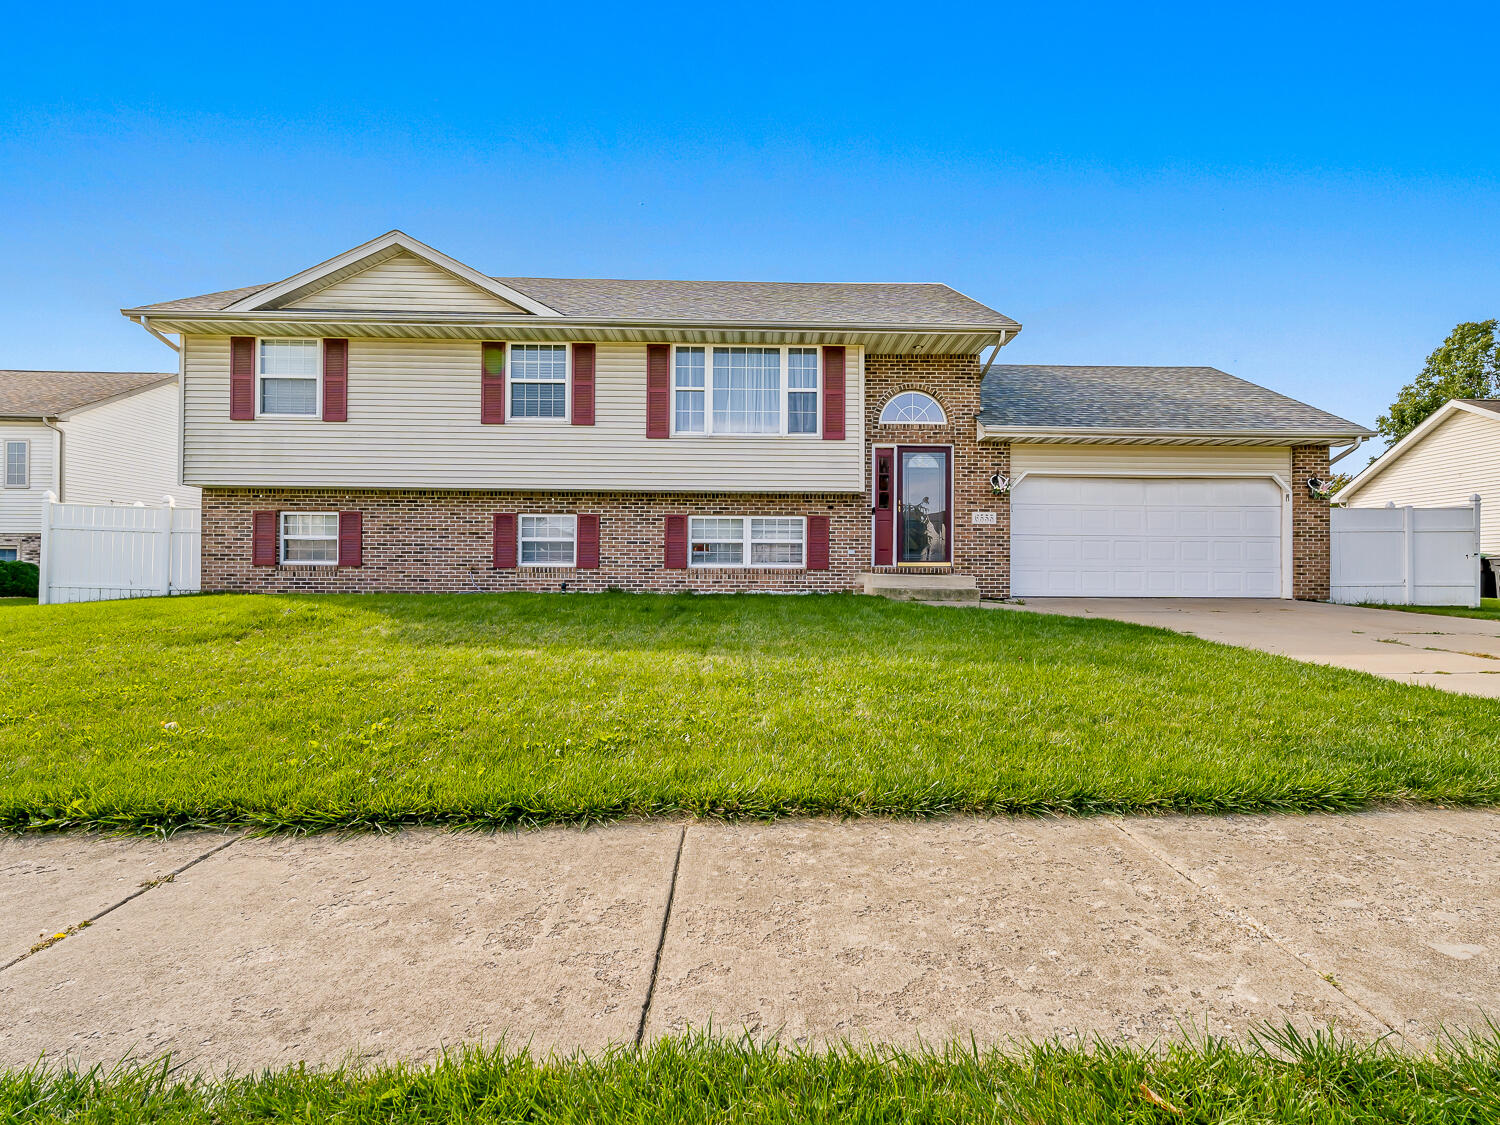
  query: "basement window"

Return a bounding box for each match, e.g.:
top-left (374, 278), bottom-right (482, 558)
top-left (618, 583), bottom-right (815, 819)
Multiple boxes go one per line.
top-left (280, 512), bottom-right (339, 565)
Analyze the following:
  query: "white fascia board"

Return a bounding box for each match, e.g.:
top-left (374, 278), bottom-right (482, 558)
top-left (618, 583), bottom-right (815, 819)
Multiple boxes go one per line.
top-left (977, 423), bottom-right (1373, 445)
top-left (221, 230), bottom-right (561, 317)
top-left (1336, 400), bottom-right (1498, 499)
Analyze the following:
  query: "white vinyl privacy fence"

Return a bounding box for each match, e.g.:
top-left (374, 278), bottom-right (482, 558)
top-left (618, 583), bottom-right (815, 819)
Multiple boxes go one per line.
top-left (38, 493), bottom-right (201, 605)
top-left (1331, 496), bottom-right (1482, 607)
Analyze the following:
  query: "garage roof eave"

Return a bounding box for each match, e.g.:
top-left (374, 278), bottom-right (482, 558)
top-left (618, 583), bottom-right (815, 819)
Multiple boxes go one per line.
top-left (977, 424), bottom-right (1372, 447)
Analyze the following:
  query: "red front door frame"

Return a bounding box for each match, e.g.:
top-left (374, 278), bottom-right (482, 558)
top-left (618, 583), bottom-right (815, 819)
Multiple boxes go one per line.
top-left (872, 444), bottom-right (953, 566)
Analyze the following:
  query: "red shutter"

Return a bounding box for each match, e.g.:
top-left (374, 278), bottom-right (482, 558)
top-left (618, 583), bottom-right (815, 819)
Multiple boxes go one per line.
top-left (493, 513), bottom-right (517, 568)
top-left (807, 515), bottom-right (830, 570)
top-left (322, 338), bottom-right (348, 422)
top-left (252, 510), bottom-right (278, 566)
top-left (338, 511), bottom-right (362, 567)
top-left (646, 344), bottom-right (670, 439)
top-left (822, 346), bottom-right (846, 440)
top-left (230, 336), bottom-right (255, 420)
top-left (664, 514), bottom-right (687, 569)
top-left (577, 513), bottom-right (600, 568)
top-left (481, 342), bottom-right (506, 424)
top-left (572, 343), bottom-right (595, 425)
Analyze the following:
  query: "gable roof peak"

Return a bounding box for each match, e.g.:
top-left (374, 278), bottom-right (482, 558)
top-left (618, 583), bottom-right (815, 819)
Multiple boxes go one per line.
top-left (222, 230), bottom-right (560, 316)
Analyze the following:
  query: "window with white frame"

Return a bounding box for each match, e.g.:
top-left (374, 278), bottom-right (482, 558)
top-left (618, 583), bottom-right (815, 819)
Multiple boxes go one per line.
top-left (280, 512), bottom-right (339, 565)
top-left (3, 440), bottom-right (28, 488)
top-left (259, 339), bottom-right (321, 417)
top-left (879, 391), bottom-right (946, 425)
top-left (689, 516), bottom-right (806, 568)
top-left (510, 344), bottom-right (568, 419)
top-left (519, 514), bottom-right (577, 565)
top-left (674, 347), bottom-right (706, 433)
top-left (672, 346), bottom-right (819, 435)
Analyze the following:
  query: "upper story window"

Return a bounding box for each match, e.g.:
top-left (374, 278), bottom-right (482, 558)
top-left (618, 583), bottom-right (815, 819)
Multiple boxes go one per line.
top-left (672, 346), bottom-right (820, 436)
top-left (879, 391), bottom-right (946, 426)
top-left (3, 440), bottom-right (28, 488)
top-left (259, 338), bottom-right (321, 417)
top-left (510, 344), bottom-right (568, 420)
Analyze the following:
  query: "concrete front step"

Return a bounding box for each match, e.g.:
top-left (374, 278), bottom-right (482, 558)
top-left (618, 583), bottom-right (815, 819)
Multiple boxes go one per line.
top-left (860, 572), bottom-right (981, 604)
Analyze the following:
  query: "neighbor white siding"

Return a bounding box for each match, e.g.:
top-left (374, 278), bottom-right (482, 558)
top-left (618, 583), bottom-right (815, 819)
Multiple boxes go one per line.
top-left (1011, 444), bottom-right (1293, 480)
top-left (61, 381), bottom-right (200, 507)
top-left (284, 252), bottom-right (527, 314)
top-left (1344, 410), bottom-right (1500, 554)
top-left (182, 336), bottom-right (867, 491)
top-left (0, 422), bottom-right (57, 533)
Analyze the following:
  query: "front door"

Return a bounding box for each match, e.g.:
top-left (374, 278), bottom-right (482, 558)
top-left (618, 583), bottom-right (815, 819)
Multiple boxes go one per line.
top-left (897, 447), bottom-right (951, 563)
top-left (873, 446), bottom-right (951, 565)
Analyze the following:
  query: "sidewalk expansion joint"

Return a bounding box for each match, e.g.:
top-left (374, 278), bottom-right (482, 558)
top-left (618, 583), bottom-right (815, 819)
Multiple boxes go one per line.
top-left (0, 832), bottom-right (243, 974)
top-left (1107, 817), bottom-right (1398, 1036)
top-left (635, 823), bottom-right (687, 1047)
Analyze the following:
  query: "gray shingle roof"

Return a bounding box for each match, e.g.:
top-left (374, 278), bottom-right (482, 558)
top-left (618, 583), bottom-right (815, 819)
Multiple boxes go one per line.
top-left (0, 370), bottom-right (175, 417)
top-left (1455, 398), bottom-right (1500, 417)
top-left (980, 365), bottom-right (1372, 436)
top-left (136, 276), bottom-right (1018, 328)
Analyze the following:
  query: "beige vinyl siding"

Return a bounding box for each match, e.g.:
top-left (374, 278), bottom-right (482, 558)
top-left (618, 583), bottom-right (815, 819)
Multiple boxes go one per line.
top-left (1012, 444), bottom-right (1293, 480)
top-left (284, 252), bottom-right (527, 314)
top-left (60, 382), bottom-right (200, 507)
top-left (1345, 410), bottom-right (1500, 553)
top-left (0, 422), bottom-right (56, 533)
top-left (183, 337), bottom-right (866, 491)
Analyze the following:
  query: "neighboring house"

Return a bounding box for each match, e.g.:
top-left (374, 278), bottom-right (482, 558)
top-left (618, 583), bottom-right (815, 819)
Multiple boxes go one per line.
top-left (1337, 398), bottom-right (1500, 554)
top-left (121, 230), bottom-right (1369, 599)
top-left (0, 370), bottom-right (200, 563)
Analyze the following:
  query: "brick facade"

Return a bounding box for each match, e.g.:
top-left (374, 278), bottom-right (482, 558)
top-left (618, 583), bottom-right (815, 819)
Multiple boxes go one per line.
top-left (864, 354), bottom-right (1011, 597)
top-left (1291, 443), bottom-right (1332, 601)
top-left (0, 534), bottom-right (41, 564)
top-left (202, 489), bottom-right (868, 594)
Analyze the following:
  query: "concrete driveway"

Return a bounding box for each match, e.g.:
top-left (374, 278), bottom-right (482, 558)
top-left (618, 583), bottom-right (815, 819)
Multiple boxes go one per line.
top-left (2, 811), bottom-right (1498, 1071)
top-left (1011, 599), bottom-right (1500, 697)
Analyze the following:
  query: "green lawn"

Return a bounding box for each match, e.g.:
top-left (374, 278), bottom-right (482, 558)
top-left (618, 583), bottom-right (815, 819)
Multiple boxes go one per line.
top-left (1, 592), bottom-right (1498, 833)
top-left (1363, 598), bottom-right (1500, 622)
top-left (4, 1030), bottom-right (1497, 1124)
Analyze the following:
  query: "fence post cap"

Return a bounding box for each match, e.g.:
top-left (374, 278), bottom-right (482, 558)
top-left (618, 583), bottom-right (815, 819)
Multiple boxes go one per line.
top-left (162, 494), bottom-right (177, 508)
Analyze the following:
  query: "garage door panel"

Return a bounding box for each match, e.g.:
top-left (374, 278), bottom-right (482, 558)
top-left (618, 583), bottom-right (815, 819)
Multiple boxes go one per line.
top-left (1012, 475), bottom-right (1284, 599)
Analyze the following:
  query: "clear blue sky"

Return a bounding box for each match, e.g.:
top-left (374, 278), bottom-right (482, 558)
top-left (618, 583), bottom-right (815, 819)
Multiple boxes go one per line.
top-left (3, 2), bottom-right (1497, 464)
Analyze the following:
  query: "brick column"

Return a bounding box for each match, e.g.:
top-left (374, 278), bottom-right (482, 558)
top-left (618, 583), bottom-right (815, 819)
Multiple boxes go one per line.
top-left (1291, 444), bottom-right (1331, 601)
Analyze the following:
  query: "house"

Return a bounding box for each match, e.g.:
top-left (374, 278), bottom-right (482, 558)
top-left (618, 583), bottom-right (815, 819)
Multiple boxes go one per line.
top-left (0, 370), bottom-right (199, 563)
top-left (121, 230), bottom-right (1370, 600)
top-left (1336, 399), bottom-right (1499, 555)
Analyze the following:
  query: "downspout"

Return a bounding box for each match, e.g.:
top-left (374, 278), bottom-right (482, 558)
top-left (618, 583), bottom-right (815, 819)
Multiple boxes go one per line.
top-left (1328, 434), bottom-right (1367, 467)
top-left (39, 415), bottom-right (63, 501)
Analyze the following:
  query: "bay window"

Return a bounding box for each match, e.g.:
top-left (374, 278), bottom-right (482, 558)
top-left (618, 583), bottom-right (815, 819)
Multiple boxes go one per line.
top-left (672, 346), bottom-right (819, 436)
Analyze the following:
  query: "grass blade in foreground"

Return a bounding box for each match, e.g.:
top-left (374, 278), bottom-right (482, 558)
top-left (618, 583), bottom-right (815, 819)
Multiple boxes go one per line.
top-left (3, 1029), bottom-right (1498, 1124)
top-left (1, 593), bottom-right (1498, 833)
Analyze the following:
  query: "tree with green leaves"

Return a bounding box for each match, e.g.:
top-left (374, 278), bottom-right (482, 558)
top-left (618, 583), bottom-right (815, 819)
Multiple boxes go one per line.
top-left (1377, 320), bottom-right (1499, 442)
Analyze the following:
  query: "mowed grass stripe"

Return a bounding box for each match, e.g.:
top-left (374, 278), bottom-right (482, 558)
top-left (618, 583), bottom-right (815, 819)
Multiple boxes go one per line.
top-left (0, 592), bottom-right (1497, 833)
top-left (2, 1028), bottom-right (1498, 1124)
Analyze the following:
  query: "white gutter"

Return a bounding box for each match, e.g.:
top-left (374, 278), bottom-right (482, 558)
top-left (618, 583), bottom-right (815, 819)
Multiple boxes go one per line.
top-left (120, 307), bottom-right (1020, 336)
top-left (978, 422), bottom-right (1376, 444)
top-left (39, 416), bottom-right (63, 501)
top-left (1328, 434), bottom-right (1368, 466)
top-left (129, 315), bottom-right (182, 351)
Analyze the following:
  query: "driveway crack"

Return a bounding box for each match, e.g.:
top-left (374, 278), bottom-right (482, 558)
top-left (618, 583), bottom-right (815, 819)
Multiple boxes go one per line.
top-left (635, 824), bottom-right (687, 1047)
top-left (0, 833), bottom-right (242, 974)
top-left (1107, 817), bottom-right (1397, 1035)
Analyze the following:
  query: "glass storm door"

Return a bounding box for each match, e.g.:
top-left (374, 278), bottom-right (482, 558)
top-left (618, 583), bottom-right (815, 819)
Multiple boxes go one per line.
top-left (897, 447), bottom-right (950, 564)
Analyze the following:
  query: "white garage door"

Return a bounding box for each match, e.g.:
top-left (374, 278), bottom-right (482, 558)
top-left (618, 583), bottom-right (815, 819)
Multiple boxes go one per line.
top-left (1012, 476), bottom-right (1285, 598)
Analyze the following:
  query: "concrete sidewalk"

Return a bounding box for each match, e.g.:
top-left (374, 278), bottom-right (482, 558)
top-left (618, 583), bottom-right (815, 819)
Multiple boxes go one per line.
top-left (1, 810), bottom-right (1497, 1072)
top-left (1008, 599), bottom-right (1500, 697)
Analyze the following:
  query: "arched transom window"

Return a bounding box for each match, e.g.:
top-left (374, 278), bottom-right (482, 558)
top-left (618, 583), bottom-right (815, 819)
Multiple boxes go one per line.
top-left (879, 391), bottom-right (946, 425)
